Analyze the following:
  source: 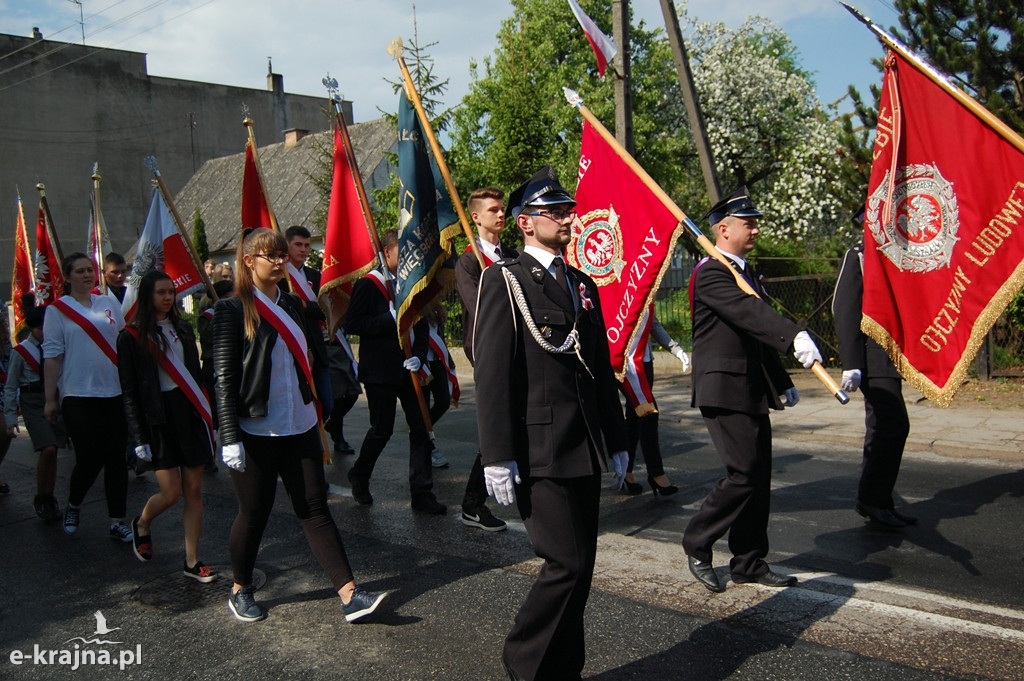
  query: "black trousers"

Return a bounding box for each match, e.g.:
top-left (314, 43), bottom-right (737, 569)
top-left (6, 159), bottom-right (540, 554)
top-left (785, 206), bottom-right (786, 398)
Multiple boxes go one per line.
top-left (858, 376), bottom-right (910, 509)
top-left (425, 358), bottom-right (451, 426)
top-left (683, 407), bottom-right (773, 579)
top-left (63, 396), bottom-right (127, 517)
top-left (461, 453), bottom-right (489, 511)
top-left (228, 427), bottom-right (354, 590)
top-left (352, 379), bottom-right (433, 499)
top-left (327, 392), bottom-right (359, 445)
top-left (623, 361), bottom-right (665, 478)
top-left (504, 474), bottom-right (600, 681)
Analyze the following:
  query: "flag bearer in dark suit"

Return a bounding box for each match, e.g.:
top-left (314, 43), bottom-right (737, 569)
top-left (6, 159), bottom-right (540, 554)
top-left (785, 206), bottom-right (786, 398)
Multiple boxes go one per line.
top-left (474, 167), bottom-right (629, 681)
top-left (682, 187), bottom-right (823, 593)
top-left (344, 229), bottom-right (443, 515)
top-left (833, 240), bottom-right (915, 528)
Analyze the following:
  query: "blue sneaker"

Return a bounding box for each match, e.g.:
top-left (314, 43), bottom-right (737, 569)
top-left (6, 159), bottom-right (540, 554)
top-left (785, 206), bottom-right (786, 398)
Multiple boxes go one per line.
top-left (228, 586), bottom-right (266, 623)
top-left (342, 586), bottom-right (388, 623)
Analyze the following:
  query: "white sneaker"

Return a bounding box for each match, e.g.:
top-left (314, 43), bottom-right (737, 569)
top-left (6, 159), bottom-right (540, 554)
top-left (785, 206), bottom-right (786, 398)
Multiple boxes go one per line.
top-left (430, 449), bottom-right (449, 469)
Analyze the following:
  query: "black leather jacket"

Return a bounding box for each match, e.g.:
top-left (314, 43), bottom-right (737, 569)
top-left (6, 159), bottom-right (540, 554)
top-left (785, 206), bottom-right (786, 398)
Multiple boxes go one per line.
top-left (116, 319), bottom-right (202, 449)
top-left (213, 293), bottom-right (314, 446)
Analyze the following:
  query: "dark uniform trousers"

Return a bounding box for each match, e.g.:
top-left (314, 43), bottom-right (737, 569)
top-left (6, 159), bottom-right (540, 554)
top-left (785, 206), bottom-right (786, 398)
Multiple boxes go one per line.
top-left (858, 375), bottom-right (910, 509)
top-left (683, 407), bottom-right (773, 578)
top-left (505, 473), bottom-right (600, 681)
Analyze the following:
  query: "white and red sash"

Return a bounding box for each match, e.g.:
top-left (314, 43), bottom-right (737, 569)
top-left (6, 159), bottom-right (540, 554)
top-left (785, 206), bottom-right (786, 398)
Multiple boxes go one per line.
top-left (14, 341), bottom-right (41, 375)
top-left (465, 241), bottom-right (498, 268)
top-left (53, 297), bottom-right (118, 366)
top-left (253, 288), bottom-right (318, 409)
top-left (367, 270), bottom-right (430, 380)
top-left (334, 328), bottom-right (359, 380)
top-left (126, 327), bottom-right (214, 445)
top-left (621, 305), bottom-right (656, 416)
top-left (287, 262), bottom-right (317, 302)
top-left (200, 308), bottom-right (215, 322)
top-left (426, 324), bottom-right (460, 406)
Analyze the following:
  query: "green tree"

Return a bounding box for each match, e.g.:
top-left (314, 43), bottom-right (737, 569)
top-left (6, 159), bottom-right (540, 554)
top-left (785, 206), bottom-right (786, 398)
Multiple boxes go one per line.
top-left (838, 2), bottom-right (1024, 220)
top-left (191, 206), bottom-right (209, 264)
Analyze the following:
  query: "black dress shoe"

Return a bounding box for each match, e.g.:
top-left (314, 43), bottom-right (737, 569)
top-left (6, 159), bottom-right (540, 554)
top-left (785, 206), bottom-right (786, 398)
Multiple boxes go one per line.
top-left (347, 470), bottom-right (373, 505)
top-left (687, 555), bottom-right (724, 593)
top-left (734, 569), bottom-right (797, 587)
top-left (620, 479), bottom-right (644, 495)
top-left (891, 508), bottom-right (918, 525)
top-left (411, 495), bottom-right (446, 515)
top-left (855, 502), bottom-right (905, 528)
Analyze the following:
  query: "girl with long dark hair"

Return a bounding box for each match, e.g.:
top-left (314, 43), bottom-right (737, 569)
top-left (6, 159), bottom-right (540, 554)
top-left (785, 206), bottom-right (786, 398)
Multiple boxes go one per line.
top-left (213, 228), bottom-right (386, 623)
top-left (118, 270), bottom-right (216, 581)
top-left (43, 252), bottom-right (129, 540)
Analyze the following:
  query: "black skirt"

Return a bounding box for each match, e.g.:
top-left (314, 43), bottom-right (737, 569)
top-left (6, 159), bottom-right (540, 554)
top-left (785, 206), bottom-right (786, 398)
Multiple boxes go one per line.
top-left (149, 388), bottom-right (214, 470)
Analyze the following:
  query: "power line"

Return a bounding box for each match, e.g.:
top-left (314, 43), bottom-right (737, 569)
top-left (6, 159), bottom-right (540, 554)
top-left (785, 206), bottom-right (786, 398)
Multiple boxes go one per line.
top-left (0, 0), bottom-right (216, 95)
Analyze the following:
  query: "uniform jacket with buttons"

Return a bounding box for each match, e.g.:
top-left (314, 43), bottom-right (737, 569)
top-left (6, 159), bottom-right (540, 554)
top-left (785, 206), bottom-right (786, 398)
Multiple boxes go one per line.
top-left (690, 258), bottom-right (798, 414)
top-left (473, 252), bottom-right (627, 478)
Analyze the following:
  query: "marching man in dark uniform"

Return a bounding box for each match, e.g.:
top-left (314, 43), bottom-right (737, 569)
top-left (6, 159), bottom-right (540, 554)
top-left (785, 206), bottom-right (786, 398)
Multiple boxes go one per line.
top-left (833, 238), bottom-right (915, 528)
top-left (682, 187), bottom-right (823, 593)
top-left (474, 167), bottom-right (629, 681)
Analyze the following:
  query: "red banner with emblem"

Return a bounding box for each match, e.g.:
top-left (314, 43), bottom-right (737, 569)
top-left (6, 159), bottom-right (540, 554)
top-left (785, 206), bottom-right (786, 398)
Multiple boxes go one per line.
top-left (11, 195), bottom-right (35, 340)
top-left (568, 121), bottom-right (682, 378)
top-left (34, 192), bottom-right (64, 308)
top-left (862, 51), bottom-right (1024, 406)
top-left (319, 124), bottom-right (377, 336)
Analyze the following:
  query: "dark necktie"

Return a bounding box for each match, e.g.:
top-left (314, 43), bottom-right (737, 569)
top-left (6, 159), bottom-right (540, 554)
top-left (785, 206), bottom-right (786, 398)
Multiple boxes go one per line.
top-left (552, 257), bottom-right (572, 308)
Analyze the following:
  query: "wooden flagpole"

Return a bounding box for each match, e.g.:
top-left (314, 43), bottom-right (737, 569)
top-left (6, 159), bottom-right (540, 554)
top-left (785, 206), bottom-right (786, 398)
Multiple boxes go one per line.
top-left (387, 38), bottom-right (485, 271)
top-left (92, 163), bottom-right (107, 294)
top-left (840, 2), bottom-right (1024, 157)
top-left (563, 86), bottom-right (849, 404)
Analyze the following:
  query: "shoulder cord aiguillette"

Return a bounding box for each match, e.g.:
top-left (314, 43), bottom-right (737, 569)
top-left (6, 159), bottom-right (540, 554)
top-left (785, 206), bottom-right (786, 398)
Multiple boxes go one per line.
top-left (500, 266), bottom-right (594, 379)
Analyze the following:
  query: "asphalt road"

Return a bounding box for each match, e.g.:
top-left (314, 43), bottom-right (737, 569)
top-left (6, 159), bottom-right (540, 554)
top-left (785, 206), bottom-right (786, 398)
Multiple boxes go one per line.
top-left (0, 364), bottom-right (1021, 680)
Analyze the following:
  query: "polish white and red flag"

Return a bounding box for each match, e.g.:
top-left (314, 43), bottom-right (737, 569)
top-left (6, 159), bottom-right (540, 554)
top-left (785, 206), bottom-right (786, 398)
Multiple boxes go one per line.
top-left (121, 188), bottom-right (205, 320)
top-left (567, 0), bottom-right (618, 78)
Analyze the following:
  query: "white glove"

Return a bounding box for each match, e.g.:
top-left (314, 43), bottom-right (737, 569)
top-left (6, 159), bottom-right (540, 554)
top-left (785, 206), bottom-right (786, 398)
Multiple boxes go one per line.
top-left (841, 369), bottom-right (862, 392)
top-left (792, 331), bottom-right (822, 369)
top-left (484, 460), bottom-right (521, 506)
top-left (403, 356), bottom-right (422, 372)
top-left (134, 444), bottom-right (152, 462)
top-left (221, 442), bottom-right (246, 472)
top-left (782, 387), bottom-right (800, 407)
top-left (672, 346), bottom-right (692, 375)
top-left (610, 450), bottom-right (629, 490)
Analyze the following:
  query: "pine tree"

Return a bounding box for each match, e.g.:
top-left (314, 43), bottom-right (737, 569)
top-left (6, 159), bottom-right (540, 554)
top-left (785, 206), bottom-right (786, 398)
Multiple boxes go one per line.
top-left (192, 206), bottom-right (209, 264)
top-left (837, 2), bottom-right (1024, 216)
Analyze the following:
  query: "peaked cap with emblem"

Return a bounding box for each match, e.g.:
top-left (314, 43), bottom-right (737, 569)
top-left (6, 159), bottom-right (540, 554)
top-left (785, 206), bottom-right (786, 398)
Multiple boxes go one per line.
top-left (508, 166), bottom-right (577, 218)
top-left (702, 185), bottom-right (763, 226)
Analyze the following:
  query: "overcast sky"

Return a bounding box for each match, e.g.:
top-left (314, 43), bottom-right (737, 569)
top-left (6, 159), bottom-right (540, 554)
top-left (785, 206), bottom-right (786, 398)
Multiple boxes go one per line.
top-left (2, 0), bottom-right (899, 121)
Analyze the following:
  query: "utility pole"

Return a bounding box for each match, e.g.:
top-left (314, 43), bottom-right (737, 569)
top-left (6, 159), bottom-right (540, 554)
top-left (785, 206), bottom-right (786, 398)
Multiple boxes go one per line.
top-left (611, 0), bottom-right (634, 154)
top-left (68, 0), bottom-right (85, 44)
top-left (659, 0), bottom-right (722, 204)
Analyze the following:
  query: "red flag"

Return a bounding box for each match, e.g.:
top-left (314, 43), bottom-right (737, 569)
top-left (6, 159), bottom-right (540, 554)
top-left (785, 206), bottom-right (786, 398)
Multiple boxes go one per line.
top-left (34, 192), bottom-right (65, 307)
top-left (121, 188), bottom-right (207, 321)
top-left (568, 120), bottom-right (682, 380)
top-left (567, 0), bottom-right (618, 78)
top-left (11, 195), bottom-right (35, 340)
top-left (241, 135), bottom-right (278, 232)
top-left (319, 124), bottom-right (377, 336)
top-left (863, 51), bottom-right (1024, 406)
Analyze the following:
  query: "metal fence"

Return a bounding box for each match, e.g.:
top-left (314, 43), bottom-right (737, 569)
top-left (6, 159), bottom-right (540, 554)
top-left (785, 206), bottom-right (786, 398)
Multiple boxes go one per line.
top-left (436, 256), bottom-right (1024, 379)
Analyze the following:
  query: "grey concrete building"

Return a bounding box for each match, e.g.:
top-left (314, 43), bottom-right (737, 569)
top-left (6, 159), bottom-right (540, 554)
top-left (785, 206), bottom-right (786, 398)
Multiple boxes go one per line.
top-left (0, 30), bottom-right (352, 294)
